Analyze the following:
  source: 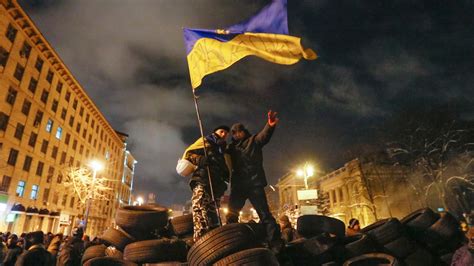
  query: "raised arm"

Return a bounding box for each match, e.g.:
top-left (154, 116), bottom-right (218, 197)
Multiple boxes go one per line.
top-left (255, 110), bottom-right (279, 146)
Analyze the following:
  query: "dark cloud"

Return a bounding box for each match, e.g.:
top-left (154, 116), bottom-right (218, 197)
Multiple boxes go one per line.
top-left (21, 0), bottom-right (474, 205)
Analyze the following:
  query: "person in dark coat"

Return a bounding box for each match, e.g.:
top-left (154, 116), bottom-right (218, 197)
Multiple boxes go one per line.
top-left (57, 227), bottom-right (85, 266)
top-left (14, 231), bottom-right (53, 266)
top-left (184, 126), bottom-right (231, 241)
top-left (226, 110), bottom-right (281, 244)
top-left (279, 215), bottom-right (297, 243)
top-left (3, 234), bottom-right (22, 266)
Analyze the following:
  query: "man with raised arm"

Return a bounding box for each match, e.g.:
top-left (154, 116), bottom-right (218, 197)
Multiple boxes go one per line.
top-left (226, 110), bottom-right (281, 246)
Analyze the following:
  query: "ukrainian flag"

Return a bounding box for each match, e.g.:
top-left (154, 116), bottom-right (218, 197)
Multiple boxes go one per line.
top-left (184, 0), bottom-right (317, 89)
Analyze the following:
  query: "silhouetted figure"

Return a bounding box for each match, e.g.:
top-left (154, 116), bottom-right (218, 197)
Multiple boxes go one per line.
top-left (15, 231), bottom-right (53, 266)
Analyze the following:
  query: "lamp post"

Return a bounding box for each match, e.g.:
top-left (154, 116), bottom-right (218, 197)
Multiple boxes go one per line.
top-left (136, 196), bottom-right (144, 206)
top-left (83, 160), bottom-right (103, 235)
top-left (297, 163), bottom-right (314, 189)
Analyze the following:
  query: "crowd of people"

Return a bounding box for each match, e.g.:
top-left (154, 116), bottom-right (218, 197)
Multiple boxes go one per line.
top-left (0, 227), bottom-right (98, 266)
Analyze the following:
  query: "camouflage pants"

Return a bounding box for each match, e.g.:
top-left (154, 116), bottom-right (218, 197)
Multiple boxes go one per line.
top-left (192, 184), bottom-right (219, 241)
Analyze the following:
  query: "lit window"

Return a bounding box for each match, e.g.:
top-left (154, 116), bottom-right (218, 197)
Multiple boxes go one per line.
top-left (16, 180), bottom-right (25, 197)
top-left (56, 127), bottom-right (62, 139)
top-left (30, 185), bottom-right (39, 200)
top-left (46, 119), bottom-right (53, 132)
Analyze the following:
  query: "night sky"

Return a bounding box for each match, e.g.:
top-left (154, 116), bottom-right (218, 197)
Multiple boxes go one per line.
top-left (20, 0), bottom-right (474, 206)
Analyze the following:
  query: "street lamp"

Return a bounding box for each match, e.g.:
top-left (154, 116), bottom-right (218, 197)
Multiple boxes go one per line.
top-left (297, 163), bottom-right (315, 189)
top-left (136, 196), bottom-right (144, 206)
top-left (83, 160), bottom-right (103, 234)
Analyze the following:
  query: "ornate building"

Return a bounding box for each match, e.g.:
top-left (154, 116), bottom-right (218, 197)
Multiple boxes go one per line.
top-left (0, 0), bottom-right (135, 237)
top-left (277, 158), bottom-right (421, 227)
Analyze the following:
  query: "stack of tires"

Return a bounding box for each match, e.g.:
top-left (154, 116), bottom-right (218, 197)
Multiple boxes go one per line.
top-left (284, 209), bottom-right (464, 266)
top-left (82, 204), bottom-right (188, 265)
top-left (168, 214), bottom-right (195, 248)
top-left (187, 223), bottom-right (279, 265)
top-left (401, 208), bottom-right (465, 265)
top-left (285, 215), bottom-right (346, 265)
top-left (360, 218), bottom-right (438, 265)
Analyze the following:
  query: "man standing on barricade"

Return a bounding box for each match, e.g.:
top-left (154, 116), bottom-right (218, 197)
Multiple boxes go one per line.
top-left (226, 110), bottom-right (281, 246)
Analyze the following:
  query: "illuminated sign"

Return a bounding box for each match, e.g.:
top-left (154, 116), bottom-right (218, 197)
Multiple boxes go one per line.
top-left (6, 213), bottom-right (15, 222)
top-left (297, 189), bottom-right (318, 200)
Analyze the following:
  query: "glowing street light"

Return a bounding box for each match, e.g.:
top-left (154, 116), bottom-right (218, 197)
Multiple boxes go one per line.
top-left (137, 196), bottom-right (144, 206)
top-left (222, 207), bottom-right (229, 214)
top-left (83, 159), bottom-right (104, 234)
top-left (297, 163), bottom-right (315, 189)
top-left (89, 160), bottom-right (104, 172)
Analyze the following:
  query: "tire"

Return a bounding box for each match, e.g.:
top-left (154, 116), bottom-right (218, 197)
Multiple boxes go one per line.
top-left (170, 214), bottom-right (193, 236)
top-left (401, 208), bottom-right (440, 232)
top-left (361, 218), bottom-right (404, 245)
top-left (342, 253), bottom-right (400, 266)
top-left (423, 212), bottom-right (464, 253)
top-left (285, 234), bottom-right (339, 265)
top-left (100, 227), bottom-right (136, 251)
top-left (123, 239), bottom-right (187, 264)
top-left (105, 246), bottom-right (124, 260)
top-left (245, 222), bottom-right (267, 243)
top-left (180, 235), bottom-right (194, 249)
top-left (297, 215), bottom-right (346, 238)
top-left (187, 223), bottom-right (259, 266)
top-left (403, 247), bottom-right (438, 266)
top-left (383, 235), bottom-right (416, 259)
top-left (214, 248), bottom-right (279, 266)
top-left (115, 205), bottom-right (169, 239)
top-left (142, 263), bottom-right (188, 266)
top-left (81, 244), bottom-right (107, 265)
top-left (83, 257), bottom-right (137, 266)
top-left (343, 234), bottom-right (378, 259)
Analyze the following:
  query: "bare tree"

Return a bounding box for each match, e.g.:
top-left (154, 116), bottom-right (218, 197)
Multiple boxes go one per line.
top-left (387, 121), bottom-right (473, 214)
top-left (61, 166), bottom-right (114, 207)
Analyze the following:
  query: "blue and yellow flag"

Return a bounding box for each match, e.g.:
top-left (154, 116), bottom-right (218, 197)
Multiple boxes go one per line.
top-left (183, 0), bottom-right (317, 89)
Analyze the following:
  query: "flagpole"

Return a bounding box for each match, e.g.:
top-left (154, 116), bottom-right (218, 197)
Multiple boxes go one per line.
top-left (192, 89), bottom-right (222, 227)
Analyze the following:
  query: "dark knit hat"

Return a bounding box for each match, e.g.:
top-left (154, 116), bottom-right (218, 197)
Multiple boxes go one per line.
top-left (348, 218), bottom-right (360, 229)
top-left (231, 123), bottom-right (246, 133)
top-left (213, 125), bottom-right (230, 133)
top-left (26, 231), bottom-right (44, 244)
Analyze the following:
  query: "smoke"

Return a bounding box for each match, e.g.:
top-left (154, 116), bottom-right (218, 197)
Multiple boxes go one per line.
top-left (21, 0), bottom-right (474, 206)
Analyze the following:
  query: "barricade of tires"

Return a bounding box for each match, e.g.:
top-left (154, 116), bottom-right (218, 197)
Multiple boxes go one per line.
top-left (187, 223), bottom-right (278, 265)
top-left (81, 205), bottom-right (464, 265)
top-left (282, 208), bottom-right (464, 266)
top-left (82, 204), bottom-right (188, 265)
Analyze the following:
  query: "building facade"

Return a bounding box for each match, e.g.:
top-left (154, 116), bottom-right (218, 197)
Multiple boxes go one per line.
top-left (277, 172), bottom-right (305, 213)
top-left (0, 0), bottom-right (135, 237)
top-left (116, 132), bottom-right (137, 207)
top-left (277, 158), bottom-right (420, 227)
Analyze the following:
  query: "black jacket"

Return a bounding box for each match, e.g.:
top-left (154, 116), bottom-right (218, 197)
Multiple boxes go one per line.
top-left (185, 134), bottom-right (229, 197)
top-left (56, 237), bottom-right (84, 266)
top-left (3, 245), bottom-right (22, 266)
top-left (228, 123), bottom-right (275, 187)
top-left (14, 245), bottom-right (53, 266)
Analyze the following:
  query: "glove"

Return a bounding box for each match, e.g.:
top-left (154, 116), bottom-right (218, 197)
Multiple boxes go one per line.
top-left (267, 110), bottom-right (279, 127)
